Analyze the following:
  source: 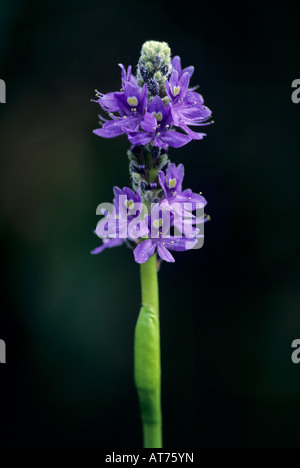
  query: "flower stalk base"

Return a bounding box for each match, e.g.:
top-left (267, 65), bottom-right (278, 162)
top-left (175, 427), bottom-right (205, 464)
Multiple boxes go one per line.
top-left (134, 253), bottom-right (162, 448)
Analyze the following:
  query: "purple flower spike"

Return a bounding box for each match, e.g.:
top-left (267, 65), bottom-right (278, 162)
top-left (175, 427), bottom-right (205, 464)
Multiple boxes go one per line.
top-left (92, 42), bottom-right (211, 263)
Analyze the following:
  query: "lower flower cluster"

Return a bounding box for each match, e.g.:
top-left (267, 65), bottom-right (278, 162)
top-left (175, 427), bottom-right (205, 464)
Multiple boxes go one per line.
top-left (92, 164), bottom-right (208, 263)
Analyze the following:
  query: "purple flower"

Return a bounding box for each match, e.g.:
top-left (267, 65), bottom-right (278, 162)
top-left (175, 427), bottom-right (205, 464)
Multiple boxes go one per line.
top-left (158, 163), bottom-right (207, 211)
top-left (133, 212), bottom-right (198, 264)
top-left (93, 54), bottom-right (212, 148)
top-left (112, 186), bottom-right (142, 216)
top-left (92, 186), bottom-right (148, 255)
top-left (157, 163), bottom-right (207, 237)
top-left (165, 69), bottom-right (212, 140)
top-left (93, 81), bottom-right (148, 139)
top-left (128, 96), bottom-right (191, 149)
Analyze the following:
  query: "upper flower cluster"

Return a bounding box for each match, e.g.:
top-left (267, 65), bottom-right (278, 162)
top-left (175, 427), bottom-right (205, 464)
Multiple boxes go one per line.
top-left (93, 45), bottom-right (212, 149)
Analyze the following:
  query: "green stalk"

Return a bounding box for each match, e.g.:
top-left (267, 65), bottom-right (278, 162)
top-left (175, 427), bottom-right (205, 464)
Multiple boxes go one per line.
top-left (134, 253), bottom-right (162, 448)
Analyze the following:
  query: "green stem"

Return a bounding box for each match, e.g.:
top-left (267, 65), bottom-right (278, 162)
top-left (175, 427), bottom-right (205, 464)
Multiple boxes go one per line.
top-left (134, 253), bottom-right (162, 448)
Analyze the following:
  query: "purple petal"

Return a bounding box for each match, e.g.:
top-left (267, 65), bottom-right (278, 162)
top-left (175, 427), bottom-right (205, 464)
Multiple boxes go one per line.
top-left (122, 186), bottom-right (138, 201)
top-left (99, 92), bottom-right (123, 112)
top-left (133, 239), bottom-right (156, 264)
top-left (185, 90), bottom-right (204, 105)
top-left (91, 237), bottom-right (123, 255)
top-left (166, 163), bottom-right (184, 191)
top-left (171, 56), bottom-right (194, 79)
top-left (128, 131), bottom-right (153, 146)
top-left (182, 65), bottom-right (194, 78)
top-left (158, 170), bottom-right (167, 194)
top-left (171, 56), bottom-right (182, 73)
top-left (168, 69), bottom-right (179, 93)
top-left (153, 134), bottom-right (169, 149)
top-left (179, 122), bottom-right (207, 140)
top-left (140, 112), bottom-right (157, 132)
top-left (113, 186), bottom-right (123, 210)
top-left (162, 237), bottom-right (198, 251)
top-left (156, 243), bottom-right (175, 262)
top-left (138, 83), bottom-right (148, 113)
top-left (119, 63), bottom-right (128, 87)
top-left (160, 130), bottom-right (191, 148)
top-left (178, 72), bottom-right (190, 98)
top-left (165, 79), bottom-right (172, 100)
top-left (93, 120), bottom-right (125, 138)
top-left (181, 189), bottom-right (207, 208)
top-left (178, 104), bottom-right (212, 125)
top-left (148, 95), bottom-right (165, 115)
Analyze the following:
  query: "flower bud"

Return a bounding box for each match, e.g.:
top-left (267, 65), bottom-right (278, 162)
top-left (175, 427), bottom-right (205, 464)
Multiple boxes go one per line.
top-left (137, 41), bottom-right (172, 100)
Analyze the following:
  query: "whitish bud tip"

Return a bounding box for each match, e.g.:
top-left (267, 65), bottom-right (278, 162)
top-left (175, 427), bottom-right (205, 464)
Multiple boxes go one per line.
top-left (137, 40), bottom-right (173, 99)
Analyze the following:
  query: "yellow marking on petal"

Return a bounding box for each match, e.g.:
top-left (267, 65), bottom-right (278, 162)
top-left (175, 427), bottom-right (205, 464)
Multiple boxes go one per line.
top-left (153, 219), bottom-right (163, 228)
top-left (171, 241), bottom-right (174, 244)
top-left (173, 86), bottom-right (180, 96)
top-left (152, 111), bottom-right (163, 121)
top-left (124, 199), bottom-right (135, 210)
top-left (127, 96), bottom-right (138, 107)
top-left (168, 178), bottom-right (177, 189)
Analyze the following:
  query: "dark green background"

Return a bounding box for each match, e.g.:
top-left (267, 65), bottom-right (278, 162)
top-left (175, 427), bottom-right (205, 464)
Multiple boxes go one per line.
top-left (0, 0), bottom-right (299, 448)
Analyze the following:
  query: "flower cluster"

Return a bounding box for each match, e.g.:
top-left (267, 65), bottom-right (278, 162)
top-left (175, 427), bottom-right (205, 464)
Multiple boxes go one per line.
top-left (93, 41), bottom-right (212, 149)
top-left (92, 164), bottom-right (207, 263)
top-left (92, 41), bottom-right (211, 264)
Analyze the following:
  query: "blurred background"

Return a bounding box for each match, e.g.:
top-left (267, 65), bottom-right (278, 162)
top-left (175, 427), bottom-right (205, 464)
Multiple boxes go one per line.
top-left (0, 0), bottom-right (299, 448)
